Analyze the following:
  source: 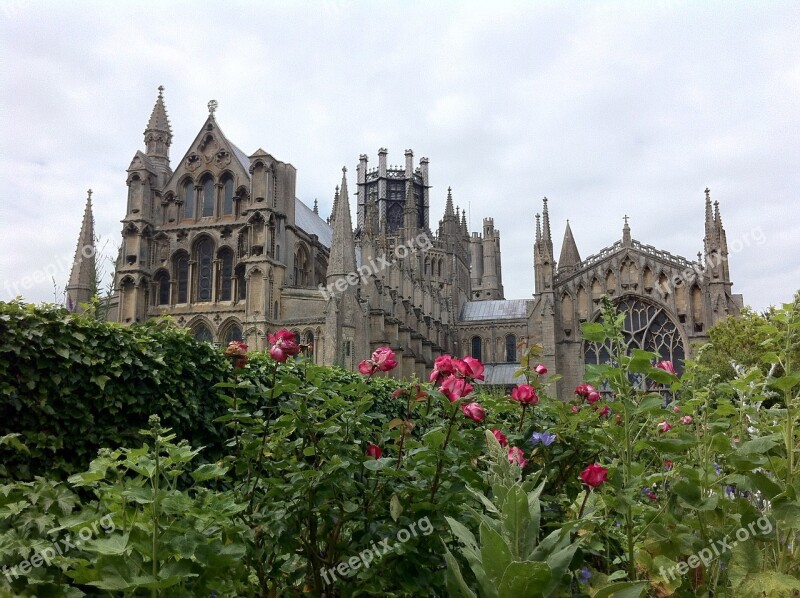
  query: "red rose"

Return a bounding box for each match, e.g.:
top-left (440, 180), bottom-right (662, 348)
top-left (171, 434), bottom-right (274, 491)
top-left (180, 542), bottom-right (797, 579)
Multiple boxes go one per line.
top-left (461, 402), bottom-right (486, 423)
top-left (586, 391), bottom-right (602, 405)
top-left (511, 384), bottom-right (539, 405)
top-left (598, 405), bottom-right (610, 417)
top-left (491, 429), bottom-right (508, 447)
top-left (579, 463), bottom-right (608, 487)
top-left (365, 444), bottom-right (382, 460)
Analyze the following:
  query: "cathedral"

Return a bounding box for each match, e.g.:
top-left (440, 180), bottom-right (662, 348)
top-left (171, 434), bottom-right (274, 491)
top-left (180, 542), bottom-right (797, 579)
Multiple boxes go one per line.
top-left (66, 88), bottom-right (743, 397)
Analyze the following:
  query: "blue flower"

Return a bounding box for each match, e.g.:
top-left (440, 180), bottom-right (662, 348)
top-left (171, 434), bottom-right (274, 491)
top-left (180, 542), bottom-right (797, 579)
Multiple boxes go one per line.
top-left (530, 431), bottom-right (557, 446)
top-left (714, 462), bottom-right (722, 475)
top-left (578, 567), bottom-right (592, 583)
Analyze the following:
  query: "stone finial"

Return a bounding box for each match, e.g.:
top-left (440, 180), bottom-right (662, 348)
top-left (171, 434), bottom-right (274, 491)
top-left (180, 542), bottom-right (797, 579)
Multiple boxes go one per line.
top-left (208, 99), bottom-right (218, 116)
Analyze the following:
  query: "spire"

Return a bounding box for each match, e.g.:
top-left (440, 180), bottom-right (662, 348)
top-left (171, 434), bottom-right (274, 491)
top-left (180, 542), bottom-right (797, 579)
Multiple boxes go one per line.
top-left (313, 198), bottom-right (319, 215)
top-left (535, 213), bottom-right (541, 243)
top-left (144, 86), bottom-right (172, 156)
top-left (558, 220), bottom-right (581, 272)
top-left (542, 197), bottom-right (552, 243)
top-left (622, 214), bottom-right (631, 247)
top-left (704, 187), bottom-right (714, 239)
top-left (327, 167), bottom-right (357, 280)
top-left (444, 186), bottom-right (455, 218)
top-left (66, 189), bottom-right (96, 312)
top-left (461, 208), bottom-right (468, 235)
top-left (329, 185), bottom-right (340, 224)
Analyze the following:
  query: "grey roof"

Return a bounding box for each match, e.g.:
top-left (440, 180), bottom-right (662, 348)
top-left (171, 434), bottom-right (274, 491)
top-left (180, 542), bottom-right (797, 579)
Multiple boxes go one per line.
top-left (478, 364), bottom-right (527, 386)
top-left (229, 142), bottom-right (251, 175)
top-left (460, 299), bottom-right (529, 321)
top-left (295, 197), bottom-right (333, 248)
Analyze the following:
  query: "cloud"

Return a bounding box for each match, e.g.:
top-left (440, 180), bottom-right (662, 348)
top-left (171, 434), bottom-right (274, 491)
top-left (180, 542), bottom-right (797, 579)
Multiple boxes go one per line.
top-left (0, 1), bottom-right (798, 310)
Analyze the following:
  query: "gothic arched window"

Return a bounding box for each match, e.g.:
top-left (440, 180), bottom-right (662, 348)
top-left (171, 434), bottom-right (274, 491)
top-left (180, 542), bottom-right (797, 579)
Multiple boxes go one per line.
top-left (471, 336), bottom-right (482, 362)
top-left (236, 264), bottom-right (247, 301)
top-left (584, 297), bottom-right (686, 386)
top-left (294, 245), bottom-right (310, 287)
top-left (506, 334), bottom-right (516, 362)
top-left (183, 180), bottom-right (195, 219)
top-left (222, 323), bottom-right (243, 344)
top-left (387, 203), bottom-right (403, 233)
top-left (195, 238), bottom-right (214, 302)
top-left (222, 176), bottom-right (234, 216)
top-left (219, 247), bottom-right (234, 301)
top-left (202, 176), bottom-right (215, 217)
top-left (175, 253), bottom-right (189, 303)
top-left (192, 323), bottom-right (213, 343)
top-left (154, 271), bottom-right (170, 305)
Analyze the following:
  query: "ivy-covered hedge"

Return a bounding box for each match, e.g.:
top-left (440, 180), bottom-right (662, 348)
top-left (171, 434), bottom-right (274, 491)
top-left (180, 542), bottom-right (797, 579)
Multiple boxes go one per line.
top-left (0, 301), bottom-right (231, 480)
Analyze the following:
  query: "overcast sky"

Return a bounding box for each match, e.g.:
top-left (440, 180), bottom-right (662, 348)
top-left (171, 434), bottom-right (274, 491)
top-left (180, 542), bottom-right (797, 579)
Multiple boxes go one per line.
top-left (1, 0), bottom-right (798, 311)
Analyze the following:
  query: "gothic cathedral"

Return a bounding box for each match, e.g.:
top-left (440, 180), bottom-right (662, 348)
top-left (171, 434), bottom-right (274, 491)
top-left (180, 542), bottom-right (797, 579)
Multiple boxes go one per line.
top-left (66, 89), bottom-right (743, 397)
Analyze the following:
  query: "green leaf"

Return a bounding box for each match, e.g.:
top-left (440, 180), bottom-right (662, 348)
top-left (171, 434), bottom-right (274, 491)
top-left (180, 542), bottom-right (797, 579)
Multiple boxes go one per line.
top-left (580, 322), bottom-right (607, 342)
top-left (191, 462), bottom-right (229, 482)
top-left (91, 374), bottom-right (111, 390)
top-left (769, 372), bottom-right (800, 392)
top-left (736, 434), bottom-right (782, 456)
top-left (497, 561), bottom-right (552, 598)
top-left (390, 493), bottom-right (403, 521)
top-left (480, 522), bottom-right (512, 585)
top-left (502, 485), bottom-right (530, 560)
top-left (443, 544), bottom-right (478, 598)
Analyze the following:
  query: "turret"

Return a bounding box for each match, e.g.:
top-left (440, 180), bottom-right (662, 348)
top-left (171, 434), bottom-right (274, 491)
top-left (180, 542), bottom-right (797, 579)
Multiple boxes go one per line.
top-left (143, 86), bottom-right (172, 185)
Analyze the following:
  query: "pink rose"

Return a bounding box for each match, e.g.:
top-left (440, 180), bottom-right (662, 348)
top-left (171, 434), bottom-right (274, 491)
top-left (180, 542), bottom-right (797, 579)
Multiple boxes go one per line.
top-left (681, 415), bottom-right (693, 425)
top-left (358, 360), bottom-right (374, 375)
top-left (535, 364), bottom-right (548, 375)
top-left (491, 429), bottom-right (508, 447)
top-left (655, 360), bottom-right (677, 375)
top-left (371, 346), bottom-right (398, 372)
top-left (460, 356), bottom-right (486, 381)
top-left (575, 383), bottom-right (597, 398)
top-left (508, 447), bottom-right (527, 468)
top-left (429, 355), bottom-right (456, 382)
top-left (599, 405), bottom-right (610, 417)
top-left (586, 391), bottom-right (602, 405)
top-left (579, 464), bottom-right (608, 487)
top-left (657, 420), bottom-right (672, 433)
top-left (440, 374), bottom-right (473, 402)
top-left (511, 384), bottom-right (539, 405)
top-left (268, 330), bottom-right (300, 362)
top-left (461, 402), bottom-right (486, 423)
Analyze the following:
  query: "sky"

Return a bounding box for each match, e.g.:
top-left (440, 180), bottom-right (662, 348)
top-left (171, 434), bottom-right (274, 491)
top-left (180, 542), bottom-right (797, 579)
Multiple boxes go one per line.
top-left (1, 0), bottom-right (798, 311)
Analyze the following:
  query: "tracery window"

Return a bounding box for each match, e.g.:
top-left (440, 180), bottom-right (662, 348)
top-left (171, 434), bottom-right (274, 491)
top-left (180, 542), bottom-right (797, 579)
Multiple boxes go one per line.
top-left (387, 203), bottom-right (403, 233)
top-left (155, 271), bottom-right (170, 305)
top-left (196, 238), bottom-right (214, 302)
top-left (584, 297), bottom-right (686, 388)
top-left (223, 323), bottom-right (243, 344)
top-left (192, 323), bottom-right (213, 343)
top-left (471, 336), bottom-right (482, 362)
top-left (506, 335), bottom-right (516, 362)
top-left (222, 176), bottom-right (234, 216)
top-left (202, 176), bottom-right (215, 217)
top-left (219, 248), bottom-right (234, 301)
top-left (175, 253), bottom-right (189, 303)
top-left (183, 180), bottom-right (195, 219)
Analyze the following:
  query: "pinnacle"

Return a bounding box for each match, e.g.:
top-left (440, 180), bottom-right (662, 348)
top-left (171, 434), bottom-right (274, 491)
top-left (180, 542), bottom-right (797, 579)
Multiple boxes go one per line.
top-left (146, 86), bottom-right (172, 134)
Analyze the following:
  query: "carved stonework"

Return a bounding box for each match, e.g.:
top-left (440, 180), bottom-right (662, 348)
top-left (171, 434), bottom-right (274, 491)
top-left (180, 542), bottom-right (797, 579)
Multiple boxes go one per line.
top-left (186, 153), bottom-right (201, 171)
top-left (215, 149), bottom-right (231, 167)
